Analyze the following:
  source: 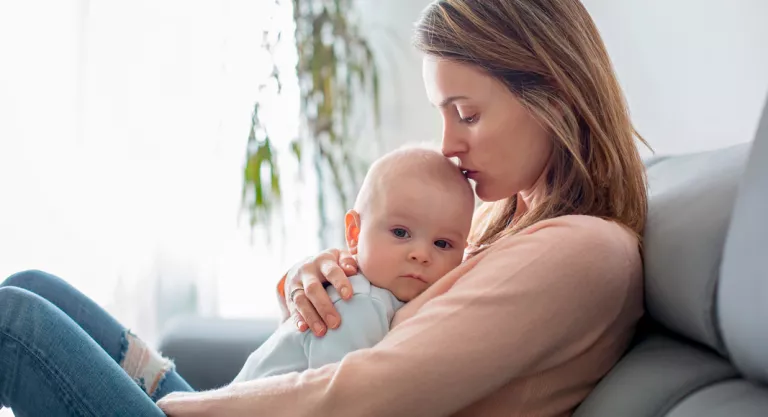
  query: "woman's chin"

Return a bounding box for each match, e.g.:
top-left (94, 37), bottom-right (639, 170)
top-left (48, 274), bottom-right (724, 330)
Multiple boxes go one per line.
top-left (474, 184), bottom-right (506, 203)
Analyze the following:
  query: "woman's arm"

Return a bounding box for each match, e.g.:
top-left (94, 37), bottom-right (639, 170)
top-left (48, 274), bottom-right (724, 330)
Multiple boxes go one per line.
top-left (159, 217), bottom-right (640, 417)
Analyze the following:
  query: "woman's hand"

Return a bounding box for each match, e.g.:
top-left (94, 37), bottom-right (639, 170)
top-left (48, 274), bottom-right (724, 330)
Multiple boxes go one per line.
top-left (284, 248), bottom-right (358, 336)
top-left (157, 391), bottom-right (210, 416)
top-left (157, 389), bottom-right (234, 417)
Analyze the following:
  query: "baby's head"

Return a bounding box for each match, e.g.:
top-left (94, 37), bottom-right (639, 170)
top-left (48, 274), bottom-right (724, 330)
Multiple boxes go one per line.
top-left (344, 146), bottom-right (475, 301)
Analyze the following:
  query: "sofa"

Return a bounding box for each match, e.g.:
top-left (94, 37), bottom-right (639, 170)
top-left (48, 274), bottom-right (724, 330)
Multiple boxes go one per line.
top-left (159, 99), bottom-right (768, 415)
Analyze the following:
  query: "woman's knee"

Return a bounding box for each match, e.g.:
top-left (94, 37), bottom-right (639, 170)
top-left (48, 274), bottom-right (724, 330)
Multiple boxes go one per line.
top-left (2, 269), bottom-right (63, 292)
top-left (0, 284), bottom-right (24, 300)
top-left (0, 285), bottom-right (43, 316)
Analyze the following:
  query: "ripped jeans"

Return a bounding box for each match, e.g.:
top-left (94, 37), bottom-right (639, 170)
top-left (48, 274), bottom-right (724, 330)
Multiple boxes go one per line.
top-left (0, 270), bottom-right (195, 416)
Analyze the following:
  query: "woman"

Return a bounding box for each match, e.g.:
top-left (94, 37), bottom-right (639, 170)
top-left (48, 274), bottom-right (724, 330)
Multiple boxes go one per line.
top-left (0, 1), bottom-right (648, 416)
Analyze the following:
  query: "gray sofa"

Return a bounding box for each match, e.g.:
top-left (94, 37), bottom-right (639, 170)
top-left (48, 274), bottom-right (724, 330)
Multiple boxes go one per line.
top-left (159, 99), bottom-right (768, 415)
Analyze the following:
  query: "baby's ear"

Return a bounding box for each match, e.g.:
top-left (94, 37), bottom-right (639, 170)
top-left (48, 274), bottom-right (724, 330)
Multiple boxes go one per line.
top-left (344, 210), bottom-right (361, 255)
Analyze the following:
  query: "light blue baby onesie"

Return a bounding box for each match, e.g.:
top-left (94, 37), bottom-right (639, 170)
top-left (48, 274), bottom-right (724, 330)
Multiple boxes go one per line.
top-left (233, 273), bottom-right (404, 382)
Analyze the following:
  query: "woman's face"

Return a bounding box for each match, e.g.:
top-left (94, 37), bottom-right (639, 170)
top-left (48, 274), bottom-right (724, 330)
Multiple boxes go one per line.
top-left (422, 57), bottom-right (553, 202)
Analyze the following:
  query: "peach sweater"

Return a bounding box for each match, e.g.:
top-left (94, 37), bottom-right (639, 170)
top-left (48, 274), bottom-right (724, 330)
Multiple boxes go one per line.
top-left (166, 215), bottom-right (643, 417)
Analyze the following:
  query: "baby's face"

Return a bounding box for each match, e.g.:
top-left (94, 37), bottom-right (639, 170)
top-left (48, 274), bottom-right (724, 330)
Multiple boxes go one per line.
top-left (354, 179), bottom-right (473, 302)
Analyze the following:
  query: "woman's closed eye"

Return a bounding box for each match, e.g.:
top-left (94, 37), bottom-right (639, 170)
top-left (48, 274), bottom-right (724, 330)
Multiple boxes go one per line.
top-left (452, 105), bottom-right (479, 125)
top-left (391, 228), bottom-right (411, 239)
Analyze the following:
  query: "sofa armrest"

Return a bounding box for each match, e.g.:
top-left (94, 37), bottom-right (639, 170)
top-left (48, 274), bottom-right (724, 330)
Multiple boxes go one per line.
top-left (158, 316), bottom-right (278, 390)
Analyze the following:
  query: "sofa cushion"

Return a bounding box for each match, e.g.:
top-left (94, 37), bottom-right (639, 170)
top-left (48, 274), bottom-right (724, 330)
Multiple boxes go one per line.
top-left (643, 143), bottom-right (749, 354)
top-left (666, 380), bottom-right (768, 417)
top-left (573, 334), bottom-right (738, 417)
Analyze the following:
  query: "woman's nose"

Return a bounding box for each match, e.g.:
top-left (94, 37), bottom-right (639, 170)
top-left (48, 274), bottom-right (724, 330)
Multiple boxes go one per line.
top-left (441, 124), bottom-right (467, 158)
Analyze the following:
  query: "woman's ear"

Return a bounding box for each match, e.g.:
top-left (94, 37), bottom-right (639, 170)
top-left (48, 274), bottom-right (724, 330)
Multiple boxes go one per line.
top-left (344, 210), bottom-right (361, 255)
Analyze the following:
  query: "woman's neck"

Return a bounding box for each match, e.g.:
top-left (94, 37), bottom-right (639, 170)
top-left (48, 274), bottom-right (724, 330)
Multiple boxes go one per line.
top-left (513, 164), bottom-right (550, 221)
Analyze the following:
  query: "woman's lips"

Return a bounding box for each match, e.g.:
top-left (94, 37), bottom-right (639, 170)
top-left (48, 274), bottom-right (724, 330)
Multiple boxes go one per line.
top-left (460, 166), bottom-right (478, 180)
top-left (463, 170), bottom-right (478, 180)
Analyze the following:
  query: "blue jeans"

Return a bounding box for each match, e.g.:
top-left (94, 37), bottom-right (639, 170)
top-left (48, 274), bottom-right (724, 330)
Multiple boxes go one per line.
top-left (0, 270), bottom-right (195, 416)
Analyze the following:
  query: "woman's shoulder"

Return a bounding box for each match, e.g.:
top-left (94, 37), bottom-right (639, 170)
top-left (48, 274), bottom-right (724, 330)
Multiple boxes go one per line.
top-left (483, 214), bottom-right (642, 290)
top-left (514, 214), bottom-right (639, 258)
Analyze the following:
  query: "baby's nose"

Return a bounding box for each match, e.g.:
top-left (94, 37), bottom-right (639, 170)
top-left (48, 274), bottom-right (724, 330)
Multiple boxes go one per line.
top-left (409, 249), bottom-right (431, 265)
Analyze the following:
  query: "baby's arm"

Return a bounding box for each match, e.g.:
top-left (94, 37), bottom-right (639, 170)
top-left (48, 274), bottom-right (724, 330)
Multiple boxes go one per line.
top-left (231, 323), bottom-right (309, 382)
top-left (304, 294), bottom-right (390, 368)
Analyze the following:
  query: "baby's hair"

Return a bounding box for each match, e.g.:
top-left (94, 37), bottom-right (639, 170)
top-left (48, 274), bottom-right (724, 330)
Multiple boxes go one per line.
top-left (353, 143), bottom-right (474, 214)
top-left (393, 141), bottom-right (462, 169)
top-left (394, 141), bottom-right (440, 152)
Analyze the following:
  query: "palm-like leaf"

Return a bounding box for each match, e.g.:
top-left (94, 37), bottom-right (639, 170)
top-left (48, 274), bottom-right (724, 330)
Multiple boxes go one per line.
top-left (242, 0), bottom-right (381, 244)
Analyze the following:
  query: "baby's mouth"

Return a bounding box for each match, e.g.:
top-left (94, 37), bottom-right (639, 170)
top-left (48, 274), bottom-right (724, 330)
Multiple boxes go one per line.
top-left (402, 274), bottom-right (427, 283)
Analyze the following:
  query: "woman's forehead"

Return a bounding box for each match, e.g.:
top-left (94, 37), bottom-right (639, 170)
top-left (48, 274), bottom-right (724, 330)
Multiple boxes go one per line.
top-left (422, 57), bottom-right (497, 105)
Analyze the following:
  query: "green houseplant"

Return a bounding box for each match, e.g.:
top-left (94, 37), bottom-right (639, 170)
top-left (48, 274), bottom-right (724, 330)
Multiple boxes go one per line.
top-left (242, 0), bottom-right (381, 245)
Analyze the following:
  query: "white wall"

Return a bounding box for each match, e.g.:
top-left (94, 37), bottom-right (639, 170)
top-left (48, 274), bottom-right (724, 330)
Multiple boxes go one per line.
top-left (584, 0), bottom-right (768, 156)
top-left (356, 0), bottom-right (441, 156)
top-left (359, 0), bottom-right (768, 157)
top-left (0, 0), bottom-right (313, 344)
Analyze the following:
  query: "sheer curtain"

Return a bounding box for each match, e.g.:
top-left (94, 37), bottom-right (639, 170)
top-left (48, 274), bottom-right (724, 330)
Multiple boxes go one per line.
top-left (0, 0), bottom-right (318, 347)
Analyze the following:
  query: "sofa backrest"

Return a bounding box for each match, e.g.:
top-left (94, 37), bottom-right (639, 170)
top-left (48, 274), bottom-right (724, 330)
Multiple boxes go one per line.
top-left (718, 104), bottom-right (768, 385)
top-left (575, 98), bottom-right (768, 416)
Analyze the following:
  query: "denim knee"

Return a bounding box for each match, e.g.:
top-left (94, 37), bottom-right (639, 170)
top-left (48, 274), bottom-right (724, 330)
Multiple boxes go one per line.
top-left (0, 285), bottom-right (38, 317)
top-left (2, 269), bottom-right (58, 290)
top-left (0, 285), bottom-right (28, 301)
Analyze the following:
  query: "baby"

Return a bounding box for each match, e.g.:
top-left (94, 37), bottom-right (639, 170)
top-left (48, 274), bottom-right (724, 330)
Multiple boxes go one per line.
top-left (233, 146), bottom-right (475, 382)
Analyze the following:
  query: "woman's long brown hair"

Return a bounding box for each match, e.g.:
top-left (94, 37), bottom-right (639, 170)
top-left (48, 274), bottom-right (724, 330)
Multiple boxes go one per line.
top-left (414, 0), bottom-right (649, 250)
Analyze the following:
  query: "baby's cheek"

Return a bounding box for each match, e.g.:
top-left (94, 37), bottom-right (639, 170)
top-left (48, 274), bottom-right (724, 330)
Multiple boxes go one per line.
top-left (356, 246), bottom-right (390, 286)
top-left (355, 246), bottom-right (374, 275)
top-left (437, 254), bottom-right (463, 278)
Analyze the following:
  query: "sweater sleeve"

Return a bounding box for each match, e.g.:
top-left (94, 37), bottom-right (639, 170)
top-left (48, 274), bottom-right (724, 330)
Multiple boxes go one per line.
top-left (160, 217), bottom-right (638, 417)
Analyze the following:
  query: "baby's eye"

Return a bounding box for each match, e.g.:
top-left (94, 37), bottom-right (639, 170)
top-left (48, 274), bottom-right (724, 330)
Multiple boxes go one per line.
top-left (434, 240), bottom-right (452, 249)
top-left (391, 228), bottom-right (410, 238)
